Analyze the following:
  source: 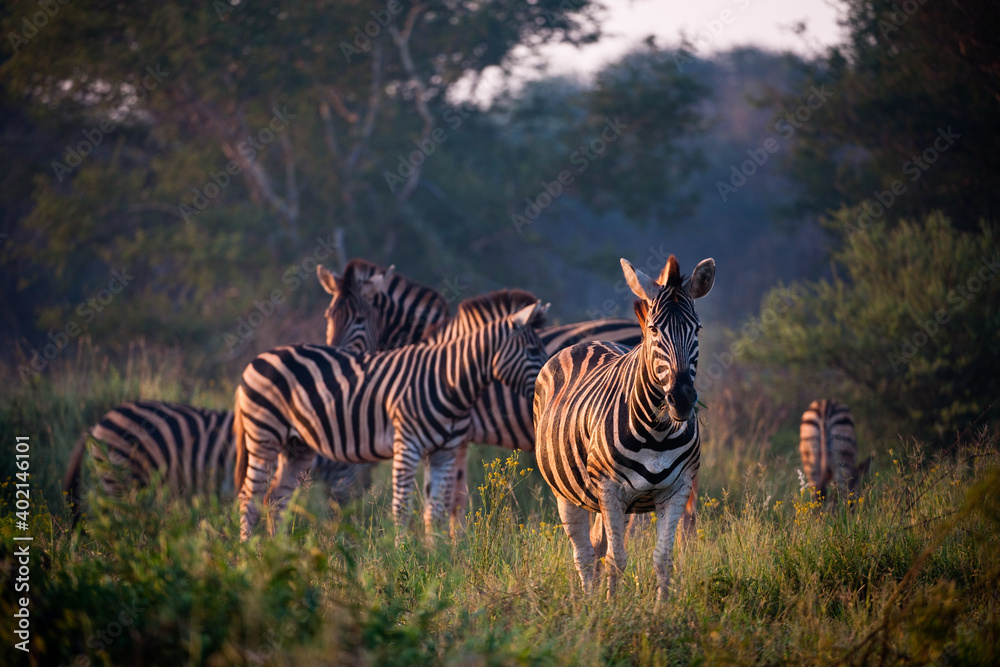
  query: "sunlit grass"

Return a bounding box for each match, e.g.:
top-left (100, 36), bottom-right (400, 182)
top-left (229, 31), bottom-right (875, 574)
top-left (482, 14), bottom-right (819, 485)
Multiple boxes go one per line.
top-left (0, 346), bottom-right (998, 664)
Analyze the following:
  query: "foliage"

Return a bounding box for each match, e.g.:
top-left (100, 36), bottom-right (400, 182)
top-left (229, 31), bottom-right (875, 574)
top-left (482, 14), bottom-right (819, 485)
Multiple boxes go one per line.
top-left (0, 0), bottom-right (713, 359)
top-left (775, 0), bottom-right (1000, 226)
top-left (2, 349), bottom-right (1000, 664)
top-left (732, 211), bottom-right (1000, 443)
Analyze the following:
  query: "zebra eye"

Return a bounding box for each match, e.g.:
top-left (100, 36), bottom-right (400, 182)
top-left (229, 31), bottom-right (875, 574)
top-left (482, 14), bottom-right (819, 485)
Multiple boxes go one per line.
top-left (649, 325), bottom-right (659, 337)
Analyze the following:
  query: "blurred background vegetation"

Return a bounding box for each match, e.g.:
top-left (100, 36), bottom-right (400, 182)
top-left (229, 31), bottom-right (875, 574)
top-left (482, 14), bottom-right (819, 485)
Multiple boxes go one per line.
top-left (1, 2), bottom-right (1000, 663)
top-left (0, 0), bottom-right (998, 449)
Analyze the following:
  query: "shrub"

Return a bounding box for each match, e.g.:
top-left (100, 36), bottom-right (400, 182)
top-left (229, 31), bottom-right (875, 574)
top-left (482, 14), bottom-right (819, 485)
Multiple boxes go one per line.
top-left (734, 212), bottom-right (1000, 444)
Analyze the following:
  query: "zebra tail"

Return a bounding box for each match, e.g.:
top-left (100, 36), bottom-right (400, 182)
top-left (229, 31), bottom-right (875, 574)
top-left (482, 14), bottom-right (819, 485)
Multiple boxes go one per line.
top-left (63, 432), bottom-right (89, 527)
top-left (233, 387), bottom-right (248, 499)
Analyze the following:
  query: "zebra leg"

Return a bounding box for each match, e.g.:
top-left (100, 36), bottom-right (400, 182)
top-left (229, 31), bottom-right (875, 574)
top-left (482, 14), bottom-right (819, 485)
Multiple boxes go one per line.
top-left (265, 439), bottom-right (315, 536)
top-left (557, 497), bottom-right (597, 593)
top-left (681, 475), bottom-right (698, 537)
top-left (449, 444), bottom-right (470, 535)
top-left (423, 447), bottom-right (458, 541)
top-left (239, 442), bottom-right (276, 541)
top-left (652, 482), bottom-right (692, 608)
top-left (391, 434), bottom-right (423, 532)
top-left (598, 482), bottom-right (628, 599)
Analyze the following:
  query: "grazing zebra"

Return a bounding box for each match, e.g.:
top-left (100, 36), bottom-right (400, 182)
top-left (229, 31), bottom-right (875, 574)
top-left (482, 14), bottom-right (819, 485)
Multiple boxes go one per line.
top-left (534, 255), bottom-right (715, 603)
top-left (234, 296), bottom-right (549, 540)
top-left (799, 399), bottom-right (871, 500)
top-left (62, 401), bottom-right (373, 523)
top-left (60, 264), bottom-right (394, 522)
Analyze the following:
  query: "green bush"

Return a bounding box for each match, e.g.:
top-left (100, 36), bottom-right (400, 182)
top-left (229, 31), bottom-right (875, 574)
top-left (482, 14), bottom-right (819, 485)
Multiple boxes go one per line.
top-left (734, 212), bottom-right (1000, 443)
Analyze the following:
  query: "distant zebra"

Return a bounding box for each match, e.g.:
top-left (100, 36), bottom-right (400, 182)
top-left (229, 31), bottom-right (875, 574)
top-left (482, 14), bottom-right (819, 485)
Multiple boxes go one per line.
top-left (799, 399), bottom-right (871, 500)
top-left (62, 401), bottom-right (372, 523)
top-left (534, 255), bottom-right (715, 603)
top-left (234, 295), bottom-right (549, 540)
top-left (317, 260), bottom-right (661, 528)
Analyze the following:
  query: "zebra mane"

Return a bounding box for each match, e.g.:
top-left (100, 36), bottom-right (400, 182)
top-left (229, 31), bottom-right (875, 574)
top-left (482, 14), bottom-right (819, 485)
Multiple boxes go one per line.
top-left (454, 288), bottom-right (540, 321)
top-left (421, 289), bottom-right (544, 342)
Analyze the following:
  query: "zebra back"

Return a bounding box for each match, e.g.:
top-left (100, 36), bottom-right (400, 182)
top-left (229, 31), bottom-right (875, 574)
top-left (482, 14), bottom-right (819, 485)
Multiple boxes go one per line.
top-left (236, 302), bottom-right (549, 468)
top-left (68, 401), bottom-right (236, 502)
top-left (799, 399), bottom-right (864, 498)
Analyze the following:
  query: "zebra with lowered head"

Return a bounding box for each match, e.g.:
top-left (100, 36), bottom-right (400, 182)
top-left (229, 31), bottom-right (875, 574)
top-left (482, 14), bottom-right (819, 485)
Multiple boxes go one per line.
top-left (234, 294), bottom-right (549, 540)
top-left (62, 402), bottom-right (375, 525)
top-left (534, 255), bottom-right (715, 604)
top-left (799, 399), bottom-right (871, 501)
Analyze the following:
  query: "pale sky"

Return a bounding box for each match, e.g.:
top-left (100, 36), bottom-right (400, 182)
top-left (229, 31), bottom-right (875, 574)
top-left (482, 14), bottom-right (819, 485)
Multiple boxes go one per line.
top-left (541, 0), bottom-right (845, 76)
top-left (457, 0), bottom-right (846, 103)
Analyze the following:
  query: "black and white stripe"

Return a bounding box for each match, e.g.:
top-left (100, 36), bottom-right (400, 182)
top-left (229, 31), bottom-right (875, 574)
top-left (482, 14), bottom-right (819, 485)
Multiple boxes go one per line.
top-left (62, 401), bottom-right (373, 523)
top-left (317, 262), bottom-right (648, 523)
top-left (317, 259), bottom-right (449, 352)
top-left (234, 296), bottom-right (549, 540)
top-left (799, 399), bottom-right (870, 500)
top-left (534, 255), bottom-right (715, 603)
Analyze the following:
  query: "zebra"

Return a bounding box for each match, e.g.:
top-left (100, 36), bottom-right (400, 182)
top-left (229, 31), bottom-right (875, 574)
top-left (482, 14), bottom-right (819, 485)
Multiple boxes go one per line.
top-left (60, 263), bottom-right (399, 522)
top-left (534, 255), bottom-right (715, 604)
top-left (234, 296), bottom-right (549, 540)
top-left (62, 401), bottom-right (373, 524)
top-left (799, 399), bottom-right (871, 501)
top-left (316, 259), bottom-right (449, 352)
top-left (316, 260), bottom-right (705, 539)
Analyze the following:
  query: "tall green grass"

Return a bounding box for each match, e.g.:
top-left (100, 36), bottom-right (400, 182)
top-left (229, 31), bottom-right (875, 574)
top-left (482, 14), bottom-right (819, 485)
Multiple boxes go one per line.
top-left (1, 346), bottom-right (998, 664)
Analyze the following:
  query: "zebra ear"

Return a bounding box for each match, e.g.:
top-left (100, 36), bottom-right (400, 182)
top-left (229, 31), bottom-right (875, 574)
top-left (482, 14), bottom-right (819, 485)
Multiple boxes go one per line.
top-left (531, 302), bottom-right (550, 326)
top-left (510, 301), bottom-right (542, 328)
top-left (360, 264), bottom-right (395, 299)
top-left (317, 265), bottom-right (342, 295)
top-left (620, 258), bottom-right (660, 302)
top-left (686, 258), bottom-right (715, 299)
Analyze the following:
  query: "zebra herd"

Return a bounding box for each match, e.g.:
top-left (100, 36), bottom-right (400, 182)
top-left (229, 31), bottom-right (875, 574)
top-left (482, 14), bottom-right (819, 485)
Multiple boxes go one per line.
top-left (63, 254), bottom-right (870, 600)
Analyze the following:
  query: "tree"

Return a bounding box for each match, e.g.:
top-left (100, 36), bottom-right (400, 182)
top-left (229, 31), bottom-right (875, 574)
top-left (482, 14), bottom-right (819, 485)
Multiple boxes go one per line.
top-left (0, 0), bottom-right (603, 352)
top-left (735, 212), bottom-right (1000, 444)
top-left (774, 0), bottom-right (1000, 228)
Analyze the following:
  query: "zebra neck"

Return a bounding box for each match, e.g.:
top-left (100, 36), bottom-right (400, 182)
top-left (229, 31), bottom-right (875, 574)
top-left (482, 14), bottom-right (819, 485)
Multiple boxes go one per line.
top-left (627, 354), bottom-right (679, 437)
top-left (435, 328), bottom-right (498, 411)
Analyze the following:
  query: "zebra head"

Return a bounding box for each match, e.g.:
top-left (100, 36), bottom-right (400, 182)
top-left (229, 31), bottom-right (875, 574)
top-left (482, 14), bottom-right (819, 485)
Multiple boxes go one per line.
top-left (316, 260), bottom-right (394, 353)
top-left (621, 255), bottom-right (715, 423)
top-left (492, 301), bottom-right (551, 398)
